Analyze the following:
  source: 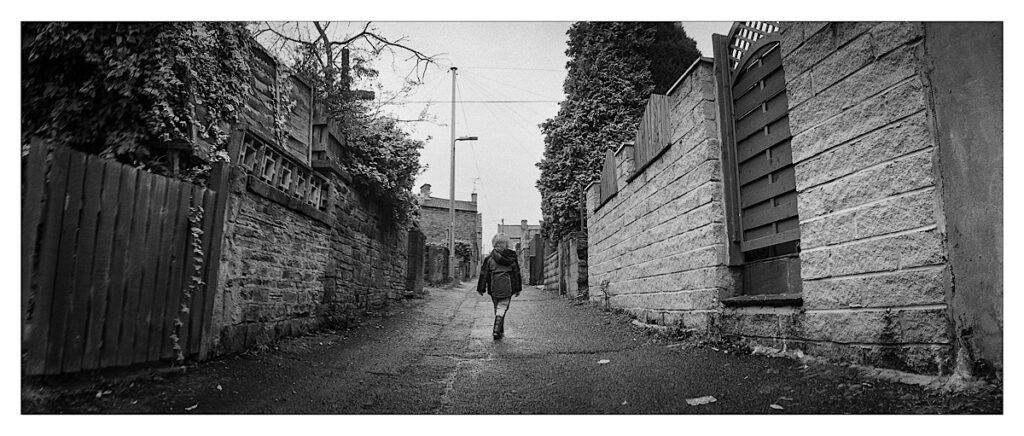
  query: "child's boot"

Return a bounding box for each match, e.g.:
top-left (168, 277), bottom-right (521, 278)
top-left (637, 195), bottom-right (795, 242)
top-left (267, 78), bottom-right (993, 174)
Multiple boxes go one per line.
top-left (493, 315), bottom-right (504, 340)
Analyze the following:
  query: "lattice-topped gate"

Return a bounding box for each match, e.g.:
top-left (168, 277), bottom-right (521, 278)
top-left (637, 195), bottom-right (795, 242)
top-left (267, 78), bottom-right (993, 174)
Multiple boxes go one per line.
top-left (714, 22), bottom-right (802, 299)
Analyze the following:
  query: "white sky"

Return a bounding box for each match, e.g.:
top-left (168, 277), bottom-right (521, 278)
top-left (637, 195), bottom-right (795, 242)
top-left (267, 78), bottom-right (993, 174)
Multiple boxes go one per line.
top-left (365, 22), bottom-right (733, 252)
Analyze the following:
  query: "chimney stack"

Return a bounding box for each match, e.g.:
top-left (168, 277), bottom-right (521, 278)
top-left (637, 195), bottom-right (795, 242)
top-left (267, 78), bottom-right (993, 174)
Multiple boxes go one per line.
top-left (420, 183), bottom-right (431, 198)
top-left (471, 192), bottom-right (477, 203)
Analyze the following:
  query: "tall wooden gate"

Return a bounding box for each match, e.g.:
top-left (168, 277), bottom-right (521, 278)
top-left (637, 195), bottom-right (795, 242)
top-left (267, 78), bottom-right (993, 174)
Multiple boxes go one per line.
top-left (714, 22), bottom-right (803, 297)
top-left (405, 228), bottom-right (425, 294)
top-left (22, 140), bottom-right (226, 375)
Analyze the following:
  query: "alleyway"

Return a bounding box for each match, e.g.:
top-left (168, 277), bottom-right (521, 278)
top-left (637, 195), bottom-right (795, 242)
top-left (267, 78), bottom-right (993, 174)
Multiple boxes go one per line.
top-left (23, 283), bottom-right (1000, 414)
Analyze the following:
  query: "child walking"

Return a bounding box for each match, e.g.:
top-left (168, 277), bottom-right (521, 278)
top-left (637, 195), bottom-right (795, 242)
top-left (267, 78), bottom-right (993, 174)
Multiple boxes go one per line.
top-left (476, 233), bottom-right (522, 340)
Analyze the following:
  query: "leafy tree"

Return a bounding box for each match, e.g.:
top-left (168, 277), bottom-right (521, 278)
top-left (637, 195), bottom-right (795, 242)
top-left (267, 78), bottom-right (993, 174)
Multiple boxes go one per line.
top-left (537, 22), bottom-right (700, 240)
top-left (22, 22), bottom-right (252, 181)
top-left (255, 21), bottom-right (439, 222)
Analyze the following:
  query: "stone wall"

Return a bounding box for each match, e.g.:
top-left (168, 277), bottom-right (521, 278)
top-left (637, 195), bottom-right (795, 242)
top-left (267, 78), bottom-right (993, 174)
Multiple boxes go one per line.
top-left (213, 164), bottom-right (409, 355)
top-left (543, 250), bottom-right (558, 293)
top-left (721, 21), bottom-right (952, 373)
top-left (418, 201), bottom-right (482, 278)
top-left (208, 42), bottom-right (411, 356)
top-left (583, 22), bottom-right (1002, 375)
top-left (586, 59), bottom-right (734, 330)
top-left (419, 204), bottom-right (481, 248)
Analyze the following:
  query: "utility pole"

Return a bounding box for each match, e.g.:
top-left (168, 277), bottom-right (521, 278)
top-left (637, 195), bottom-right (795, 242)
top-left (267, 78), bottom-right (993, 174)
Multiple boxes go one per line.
top-left (449, 66), bottom-right (458, 282)
top-left (446, 67), bottom-right (478, 282)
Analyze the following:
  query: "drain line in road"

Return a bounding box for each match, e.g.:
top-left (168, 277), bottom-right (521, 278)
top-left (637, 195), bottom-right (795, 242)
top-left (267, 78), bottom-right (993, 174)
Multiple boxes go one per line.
top-left (435, 359), bottom-right (466, 414)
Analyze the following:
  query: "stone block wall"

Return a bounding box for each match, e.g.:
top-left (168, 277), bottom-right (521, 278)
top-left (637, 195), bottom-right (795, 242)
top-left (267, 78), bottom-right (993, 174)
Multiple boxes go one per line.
top-left (543, 250), bottom-right (558, 293)
top-left (586, 59), bottom-right (735, 331)
top-left (208, 43), bottom-right (412, 355)
top-left (213, 166), bottom-right (410, 355)
top-left (418, 203), bottom-right (482, 278)
top-left (582, 22), bottom-right (1003, 375)
top-left (718, 22), bottom-right (953, 373)
top-left (419, 205), bottom-right (481, 248)
top-left (214, 173), bottom-right (330, 354)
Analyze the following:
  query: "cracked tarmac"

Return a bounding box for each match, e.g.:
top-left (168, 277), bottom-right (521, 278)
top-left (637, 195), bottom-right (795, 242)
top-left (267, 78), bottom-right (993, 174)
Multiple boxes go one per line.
top-left (22, 282), bottom-right (1002, 414)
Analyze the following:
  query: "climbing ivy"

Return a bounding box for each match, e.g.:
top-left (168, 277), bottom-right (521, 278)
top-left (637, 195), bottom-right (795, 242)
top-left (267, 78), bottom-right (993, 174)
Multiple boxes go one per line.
top-left (171, 205), bottom-right (205, 365)
top-left (290, 46), bottom-right (424, 224)
top-left (22, 22), bottom-right (252, 183)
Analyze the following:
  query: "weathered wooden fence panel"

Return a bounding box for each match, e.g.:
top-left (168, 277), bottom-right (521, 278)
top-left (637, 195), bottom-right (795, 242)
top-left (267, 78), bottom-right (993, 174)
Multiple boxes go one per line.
top-left (599, 148), bottom-right (617, 206)
top-left (22, 141), bottom-right (223, 375)
top-left (632, 94), bottom-right (672, 171)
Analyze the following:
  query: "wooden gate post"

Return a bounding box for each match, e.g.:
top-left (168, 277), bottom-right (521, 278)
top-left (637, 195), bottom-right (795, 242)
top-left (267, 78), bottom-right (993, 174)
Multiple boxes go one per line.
top-left (197, 134), bottom-right (240, 360)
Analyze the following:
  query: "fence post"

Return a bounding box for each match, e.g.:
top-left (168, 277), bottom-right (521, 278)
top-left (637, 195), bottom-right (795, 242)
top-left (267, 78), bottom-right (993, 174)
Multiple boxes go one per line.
top-left (197, 134), bottom-right (240, 360)
top-left (21, 139), bottom-right (48, 347)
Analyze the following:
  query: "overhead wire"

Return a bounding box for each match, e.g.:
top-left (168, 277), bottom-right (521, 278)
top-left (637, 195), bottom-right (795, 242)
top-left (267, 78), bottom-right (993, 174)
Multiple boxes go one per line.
top-left (461, 66), bottom-right (566, 72)
top-left (454, 75), bottom-right (549, 233)
top-left (460, 74), bottom-right (536, 149)
top-left (457, 73), bottom-right (545, 155)
top-left (460, 73), bottom-right (553, 142)
top-left (460, 69), bottom-right (564, 102)
top-left (383, 100), bottom-right (559, 104)
top-left (455, 76), bottom-right (483, 183)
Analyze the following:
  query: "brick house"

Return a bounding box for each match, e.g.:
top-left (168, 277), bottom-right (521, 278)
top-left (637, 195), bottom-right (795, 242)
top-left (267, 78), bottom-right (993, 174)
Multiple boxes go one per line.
top-left (497, 220), bottom-right (542, 252)
top-left (417, 184), bottom-right (483, 280)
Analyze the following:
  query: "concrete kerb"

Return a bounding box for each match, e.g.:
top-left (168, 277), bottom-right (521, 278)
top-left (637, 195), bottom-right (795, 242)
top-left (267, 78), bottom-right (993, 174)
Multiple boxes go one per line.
top-left (746, 343), bottom-right (998, 394)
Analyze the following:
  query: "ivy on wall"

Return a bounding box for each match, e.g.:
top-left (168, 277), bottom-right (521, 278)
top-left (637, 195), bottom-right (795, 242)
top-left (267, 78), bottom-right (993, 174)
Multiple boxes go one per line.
top-left (23, 22), bottom-right (427, 223)
top-left (22, 22), bottom-right (253, 183)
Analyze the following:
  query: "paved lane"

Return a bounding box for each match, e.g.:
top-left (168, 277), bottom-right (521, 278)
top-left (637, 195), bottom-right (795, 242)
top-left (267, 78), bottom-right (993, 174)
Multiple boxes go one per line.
top-left (23, 282), bottom-right (1000, 414)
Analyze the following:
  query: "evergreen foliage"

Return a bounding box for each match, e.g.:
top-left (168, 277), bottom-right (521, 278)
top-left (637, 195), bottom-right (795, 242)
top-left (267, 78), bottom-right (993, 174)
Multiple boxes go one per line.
top-left (537, 22), bottom-right (700, 240)
top-left (22, 22), bottom-right (253, 181)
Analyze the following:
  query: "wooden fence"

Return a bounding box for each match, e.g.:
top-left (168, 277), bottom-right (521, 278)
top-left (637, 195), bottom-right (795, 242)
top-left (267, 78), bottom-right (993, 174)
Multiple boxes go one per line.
top-left (21, 140), bottom-right (227, 375)
top-left (632, 94), bottom-right (672, 172)
top-left (598, 148), bottom-right (617, 206)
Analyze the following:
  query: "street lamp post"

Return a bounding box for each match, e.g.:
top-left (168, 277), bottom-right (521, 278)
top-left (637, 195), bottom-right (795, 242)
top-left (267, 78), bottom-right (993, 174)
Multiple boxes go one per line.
top-left (448, 66), bottom-right (478, 281)
top-left (449, 135), bottom-right (477, 281)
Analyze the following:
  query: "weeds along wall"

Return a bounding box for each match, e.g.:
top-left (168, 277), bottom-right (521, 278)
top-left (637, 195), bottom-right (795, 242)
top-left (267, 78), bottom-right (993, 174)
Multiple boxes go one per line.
top-left (586, 22), bottom-right (1002, 375)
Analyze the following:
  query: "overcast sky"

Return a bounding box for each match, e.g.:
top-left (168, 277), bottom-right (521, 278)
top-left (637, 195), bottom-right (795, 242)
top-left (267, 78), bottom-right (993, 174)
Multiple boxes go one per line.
top-left (350, 22), bottom-right (734, 252)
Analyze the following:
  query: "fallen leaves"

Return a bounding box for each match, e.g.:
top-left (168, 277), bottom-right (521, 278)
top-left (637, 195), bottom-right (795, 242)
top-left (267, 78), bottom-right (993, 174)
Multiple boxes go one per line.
top-left (769, 404), bottom-right (784, 410)
top-left (185, 403), bottom-right (198, 411)
top-left (597, 359), bottom-right (610, 365)
top-left (685, 396), bottom-right (717, 406)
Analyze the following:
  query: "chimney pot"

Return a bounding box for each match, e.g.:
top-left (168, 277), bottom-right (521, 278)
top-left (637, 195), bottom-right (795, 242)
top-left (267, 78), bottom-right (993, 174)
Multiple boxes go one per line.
top-left (471, 192), bottom-right (478, 203)
top-left (420, 183), bottom-right (431, 197)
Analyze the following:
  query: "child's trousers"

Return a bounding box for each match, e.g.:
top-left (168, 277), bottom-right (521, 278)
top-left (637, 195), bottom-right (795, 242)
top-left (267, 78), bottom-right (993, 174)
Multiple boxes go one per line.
top-left (492, 297), bottom-right (511, 317)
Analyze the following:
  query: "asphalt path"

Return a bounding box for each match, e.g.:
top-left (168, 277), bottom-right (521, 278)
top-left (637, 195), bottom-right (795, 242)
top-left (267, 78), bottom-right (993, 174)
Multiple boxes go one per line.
top-left (22, 282), bottom-right (1001, 414)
